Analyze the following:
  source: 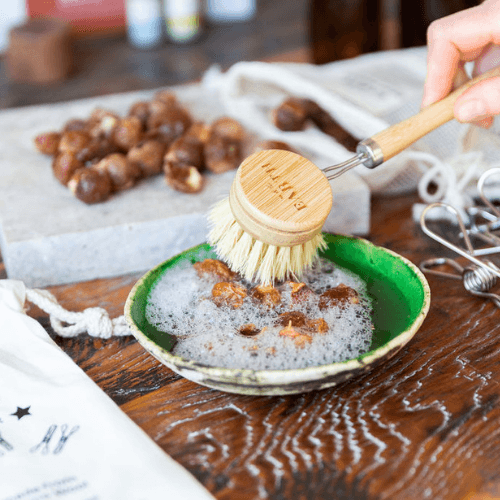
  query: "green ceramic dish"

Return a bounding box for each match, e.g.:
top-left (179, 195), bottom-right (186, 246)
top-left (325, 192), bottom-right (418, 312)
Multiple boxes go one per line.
top-left (125, 234), bottom-right (430, 395)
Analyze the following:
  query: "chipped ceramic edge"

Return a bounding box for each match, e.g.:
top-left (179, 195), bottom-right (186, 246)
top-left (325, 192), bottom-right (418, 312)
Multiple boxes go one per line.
top-left (124, 238), bottom-right (431, 396)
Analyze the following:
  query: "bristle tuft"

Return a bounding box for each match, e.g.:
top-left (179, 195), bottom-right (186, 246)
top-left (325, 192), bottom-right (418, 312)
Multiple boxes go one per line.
top-left (245, 239), bottom-right (267, 282)
top-left (207, 197), bottom-right (327, 284)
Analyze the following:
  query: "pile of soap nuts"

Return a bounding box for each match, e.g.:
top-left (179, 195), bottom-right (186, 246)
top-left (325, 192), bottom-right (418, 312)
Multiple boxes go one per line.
top-left (34, 90), bottom-right (246, 204)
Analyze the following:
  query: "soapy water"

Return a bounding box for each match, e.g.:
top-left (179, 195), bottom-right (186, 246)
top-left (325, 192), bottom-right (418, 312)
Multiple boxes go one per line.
top-left (146, 258), bottom-right (374, 370)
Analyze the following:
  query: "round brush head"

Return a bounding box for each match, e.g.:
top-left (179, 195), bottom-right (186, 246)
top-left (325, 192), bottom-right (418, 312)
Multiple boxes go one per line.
top-left (208, 149), bottom-right (333, 284)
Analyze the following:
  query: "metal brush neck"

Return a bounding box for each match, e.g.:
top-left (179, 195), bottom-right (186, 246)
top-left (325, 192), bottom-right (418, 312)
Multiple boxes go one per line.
top-left (322, 138), bottom-right (384, 180)
top-left (356, 138), bottom-right (384, 169)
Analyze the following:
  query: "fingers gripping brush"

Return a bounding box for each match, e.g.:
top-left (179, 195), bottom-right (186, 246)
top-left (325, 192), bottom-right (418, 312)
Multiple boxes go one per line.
top-left (208, 66), bottom-right (500, 284)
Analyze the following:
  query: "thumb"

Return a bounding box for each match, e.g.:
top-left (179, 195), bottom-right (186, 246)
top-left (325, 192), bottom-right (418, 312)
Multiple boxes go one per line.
top-left (454, 83), bottom-right (500, 125)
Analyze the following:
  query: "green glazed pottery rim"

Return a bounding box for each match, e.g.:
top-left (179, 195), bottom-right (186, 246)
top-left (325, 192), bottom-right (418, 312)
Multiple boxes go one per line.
top-left (124, 234), bottom-right (431, 395)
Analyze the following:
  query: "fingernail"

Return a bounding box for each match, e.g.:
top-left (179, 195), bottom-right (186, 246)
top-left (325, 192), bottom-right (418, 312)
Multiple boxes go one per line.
top-left (455, 100), bottom-right (487, 122)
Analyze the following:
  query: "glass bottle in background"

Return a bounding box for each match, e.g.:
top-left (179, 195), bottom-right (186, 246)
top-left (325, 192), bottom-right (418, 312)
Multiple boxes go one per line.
top-left (205, 0), bottom-right (256, 23)
top-left (309, 0), bottom-right (378, 65)
top-left (125, 0), bottom-right (163, 49)
top-left (163, 0), bottom-right (201, 44)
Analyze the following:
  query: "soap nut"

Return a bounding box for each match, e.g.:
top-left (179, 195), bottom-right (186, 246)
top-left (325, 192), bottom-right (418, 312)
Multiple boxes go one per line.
top-left (164, 163), bottom-right (204, 193)
top-left (52, 152), bottom-right (84, 186)
top-left (212, 282), bottom-right (247, 309)
top-left (127, 139), bottom-right (166, 177)
top-left (193, 259), bottom-right (238, 283)
top-left (95, 153), bottom-right (142, 191)
top-left (318, 284), bottom-right (359, 310)
top-left (250, 285), bottom-right (281, 309)
top-left (34, 132), bottom-right (61, 156)
top-left (68, 167), bottom-right (112, 204)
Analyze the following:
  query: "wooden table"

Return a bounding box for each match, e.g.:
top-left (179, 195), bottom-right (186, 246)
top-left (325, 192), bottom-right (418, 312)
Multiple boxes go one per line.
top-left (2, 4), bottom-right (500, 496)
top-left (2, 190), bottom-right (498, 500)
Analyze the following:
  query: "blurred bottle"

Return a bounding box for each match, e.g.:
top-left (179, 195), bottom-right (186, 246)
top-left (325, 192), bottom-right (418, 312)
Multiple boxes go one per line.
top-left (399, 0), bottom-right (479, 47)
top-left (205, 0), bottom-right (256, 23)
top-left (309, 0), bottom-right (378, 65)
top-left (126, 0), bottom-right (163, 49)
top-left (163, 0), bottom-right (201, 44)
top-left (309, 0), bottom-right (481, 65)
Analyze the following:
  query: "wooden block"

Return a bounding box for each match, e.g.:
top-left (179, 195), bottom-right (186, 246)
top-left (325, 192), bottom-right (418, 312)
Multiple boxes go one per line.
top-left (7, 18), bottom-right (72, 84)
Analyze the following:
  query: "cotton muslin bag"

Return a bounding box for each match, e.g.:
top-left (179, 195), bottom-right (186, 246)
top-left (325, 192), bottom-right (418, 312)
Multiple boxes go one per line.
top-left (0, 279), bottom-right (215, 500)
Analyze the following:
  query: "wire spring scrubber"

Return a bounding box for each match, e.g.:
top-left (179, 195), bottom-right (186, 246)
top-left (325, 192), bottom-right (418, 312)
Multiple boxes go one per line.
top-left (419, 168), bottom-right (500, 308)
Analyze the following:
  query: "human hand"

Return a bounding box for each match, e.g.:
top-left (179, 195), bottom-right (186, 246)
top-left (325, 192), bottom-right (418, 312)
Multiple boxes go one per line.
top-left (421, 0), bottom-right (500, 128)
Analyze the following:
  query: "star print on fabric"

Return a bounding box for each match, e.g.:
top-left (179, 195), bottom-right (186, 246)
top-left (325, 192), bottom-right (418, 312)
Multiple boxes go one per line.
top-left (12, 406), bottom-right (31, 420)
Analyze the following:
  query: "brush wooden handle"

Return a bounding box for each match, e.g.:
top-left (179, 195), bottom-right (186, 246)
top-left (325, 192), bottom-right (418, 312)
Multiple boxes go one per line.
top-left (230, 149), bottom-right (332, 246)
top-left (366, 65), bottom-right (500, 164)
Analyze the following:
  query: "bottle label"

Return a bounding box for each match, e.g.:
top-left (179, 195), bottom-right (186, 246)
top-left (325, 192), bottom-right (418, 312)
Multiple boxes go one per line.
top-left (167, 15), bottom-right (199, 42)
top-left (164, 0), bottom-right (200, 42)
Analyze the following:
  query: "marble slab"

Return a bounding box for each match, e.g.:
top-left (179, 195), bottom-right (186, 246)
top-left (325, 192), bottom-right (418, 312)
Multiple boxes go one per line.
top-left (0, 84), bottom-right (370, 287)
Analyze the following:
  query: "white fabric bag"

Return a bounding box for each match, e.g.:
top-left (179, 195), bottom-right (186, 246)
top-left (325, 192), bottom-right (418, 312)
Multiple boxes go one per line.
top-left (0, 279), bottom-right (215, 500)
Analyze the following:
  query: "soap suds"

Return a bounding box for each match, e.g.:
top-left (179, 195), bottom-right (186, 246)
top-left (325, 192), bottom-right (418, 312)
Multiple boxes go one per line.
top-left (146, 259), bottom-right (374, 370)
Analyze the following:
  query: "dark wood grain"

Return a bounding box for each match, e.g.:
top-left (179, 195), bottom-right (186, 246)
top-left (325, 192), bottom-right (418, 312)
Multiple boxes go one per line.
top-left (11, 191), bottom-right (500, 500)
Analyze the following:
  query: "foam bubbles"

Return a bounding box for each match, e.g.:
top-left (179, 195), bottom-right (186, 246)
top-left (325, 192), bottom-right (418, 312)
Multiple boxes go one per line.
top-left (145, 258), bottom-right (374, 370)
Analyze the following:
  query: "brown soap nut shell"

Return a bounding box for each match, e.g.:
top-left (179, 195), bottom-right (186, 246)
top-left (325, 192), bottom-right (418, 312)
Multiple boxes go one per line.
top-left (148, 99), bottom-right (171, 120)
top-left (318, 284), bottom-right (360, 310)
top-left (164, 134), bottom-right (204, 171)
top-left (142, 129), bottom-right (169, 144)
top-left (193, 259), bottom-right (238, 283)
top-left (211, 117), bottom-right (245, 142)
top-left (272, 97), bottom-right (309, 131)
top-left (278, 322), bottom-right (313, 347)
top-left (63, 119), bottom-right (89, 133)
top-left (58, 131), bottom-right (91, 155)
top-left (281, 281), bottom-right (316, 305)
top-left (88, 109), bottom-right (120, 139)
top-left (275, 311), bottom-right (307, 328)
top-left (294, 334), bottom-right (313, 348)
top-left (254, 140), bottom-right (298, 154)
top-left (75, 138), bottom-right (120, 164)
top-left (147, 106), bottom-right (193, 145)
top-left (185, 121), bottom-right (211, 144)
top-left (90, 108), bottom-right (119, 123)
top-left (128, 101), bottom-right (151, 129)
top-left (305, 101), bottom-right (358, 152)
top-left (153, 90), bottom-right (178, 106)
top-left (34, 132), bottom-right (61, 156)
top-left (212, 282), bottom-right (247, 309)
top-left (113, 116), bottom-right (143, 152)
top-left (68, 167), bottom-right (112, 204)
top-left (250, 285), bottom-right (281, 309)
top-left (305, 318), bottom-right (329, 334)
top-left (164, 163), bottom-right (204, 193)
top-left (273, 97), bottom-right (358, 152)
top-left (52, 152), bottom-right (84, 185)
top-left (95, 153), bottom-right (142, 191)
top-left (204, 133), bottom-right (241, 174)
top-left (238, 324), bottom-right (261, 337)
top-left (127, 140), bottom-right (166, 177)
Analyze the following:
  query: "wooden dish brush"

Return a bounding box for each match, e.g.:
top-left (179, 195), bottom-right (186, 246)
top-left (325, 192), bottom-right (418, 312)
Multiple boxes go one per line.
top-left (208, 66), bottom-right (500, 284)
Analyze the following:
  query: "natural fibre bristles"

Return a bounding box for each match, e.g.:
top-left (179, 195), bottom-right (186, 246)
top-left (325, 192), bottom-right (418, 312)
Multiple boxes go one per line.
top-left (207, 198), bottom-right (327, 284)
